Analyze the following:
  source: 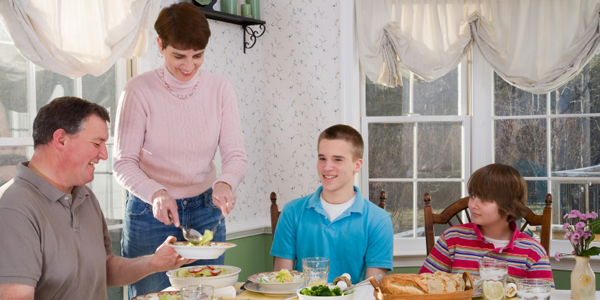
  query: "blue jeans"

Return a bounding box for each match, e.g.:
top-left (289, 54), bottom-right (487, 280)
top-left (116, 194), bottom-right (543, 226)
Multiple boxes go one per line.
top-left (121, 189), bottom-right (226, 299)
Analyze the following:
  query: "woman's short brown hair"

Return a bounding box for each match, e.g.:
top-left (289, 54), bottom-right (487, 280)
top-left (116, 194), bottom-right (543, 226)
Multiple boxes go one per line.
top-left (467, 163), bottom-right (528, 223)
top-left (154, 2), bottom-right (211, 50)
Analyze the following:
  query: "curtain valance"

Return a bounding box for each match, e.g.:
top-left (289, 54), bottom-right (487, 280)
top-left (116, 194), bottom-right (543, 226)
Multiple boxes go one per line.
top-left (356, 0), bottom-right (600, 93)
top-left (0, 0), bottom-right (161, 79)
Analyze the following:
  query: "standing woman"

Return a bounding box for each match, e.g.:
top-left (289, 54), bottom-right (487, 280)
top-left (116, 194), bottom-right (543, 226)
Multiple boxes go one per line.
top-left (113, 3), bottom-right (247, 298)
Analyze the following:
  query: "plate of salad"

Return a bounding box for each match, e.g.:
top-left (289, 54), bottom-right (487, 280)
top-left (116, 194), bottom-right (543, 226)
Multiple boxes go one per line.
top-left (130, 291), bottom-right (180, 300)
top-left (166, 241), bottom-right (236, 259)
top-left (247, 269), bottom-right (304, 293)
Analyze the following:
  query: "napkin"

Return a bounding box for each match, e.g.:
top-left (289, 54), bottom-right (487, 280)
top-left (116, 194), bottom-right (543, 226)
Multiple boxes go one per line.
top-left (214, 285), bottom-right (236, 298)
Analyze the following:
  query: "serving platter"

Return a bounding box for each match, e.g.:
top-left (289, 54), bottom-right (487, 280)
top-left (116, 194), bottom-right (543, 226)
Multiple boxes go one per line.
top-left (370, 272), bottom-right (475, 300)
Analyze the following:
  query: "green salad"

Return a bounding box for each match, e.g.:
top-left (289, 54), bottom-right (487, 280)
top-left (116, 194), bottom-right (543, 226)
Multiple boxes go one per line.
top-left (299, 285), bottom-right (353, 296)
top-left (158, 294), bottom-right (180, 300)
top-left (175, 265), bottom-right (231, 277)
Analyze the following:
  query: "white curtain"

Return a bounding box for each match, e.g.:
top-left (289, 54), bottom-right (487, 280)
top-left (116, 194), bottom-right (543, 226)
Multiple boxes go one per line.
top-left (356, 0), bottom-right (600, 94)
top-left (0, 0), bottom-right (161, 79)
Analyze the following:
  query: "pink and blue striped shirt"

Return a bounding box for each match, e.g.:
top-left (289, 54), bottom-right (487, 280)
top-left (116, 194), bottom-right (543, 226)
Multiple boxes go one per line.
top-left (419, 222), bottom-right (554, 287)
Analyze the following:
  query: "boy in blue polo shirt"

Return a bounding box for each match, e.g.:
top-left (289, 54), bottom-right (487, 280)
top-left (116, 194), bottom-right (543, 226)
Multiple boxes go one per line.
top-left (270, 124), bottom-right (394, 284)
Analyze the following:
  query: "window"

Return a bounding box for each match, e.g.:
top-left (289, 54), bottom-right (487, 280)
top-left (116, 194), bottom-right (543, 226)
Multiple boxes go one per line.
top-left (0, 21), bottom-right (127, 298)
top-left (361, 59), bottom-right (469, 255)
top-left (361, 46), bottom-right (600, 256)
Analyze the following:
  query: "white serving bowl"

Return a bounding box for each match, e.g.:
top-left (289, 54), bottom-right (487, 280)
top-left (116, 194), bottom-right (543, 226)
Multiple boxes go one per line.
top-left (247, 270), bottom-right (304, 293)
top-left (167, 241), bottom-right (236, 259)
top-left (297, 286), bottom-right (355, 300)
top-left (167, 265), bottom-right (241, 290)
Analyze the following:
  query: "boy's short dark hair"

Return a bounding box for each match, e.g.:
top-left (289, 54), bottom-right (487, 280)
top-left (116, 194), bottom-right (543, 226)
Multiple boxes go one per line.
top-left (467, 163), bottom-right (528, 223)
top-left (33, 97), bottom-right (110, 148)
top-left (317, 124), bottom-right (364, 160)
top-left (155, 2), bottom-right (211, 51)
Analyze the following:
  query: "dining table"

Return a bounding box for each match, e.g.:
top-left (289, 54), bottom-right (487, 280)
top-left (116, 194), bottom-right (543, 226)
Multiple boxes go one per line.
top-left (164, 283), bottom-right (600, 299)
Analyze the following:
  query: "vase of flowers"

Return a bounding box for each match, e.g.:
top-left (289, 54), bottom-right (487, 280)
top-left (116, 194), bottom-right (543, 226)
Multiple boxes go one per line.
top-left (554, 209), bottom-right (600, 300)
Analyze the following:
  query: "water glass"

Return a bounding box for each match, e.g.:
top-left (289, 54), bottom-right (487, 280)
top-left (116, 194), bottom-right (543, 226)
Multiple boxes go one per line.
top-left (180, 285), bottom-right (214, 300)
top-left (302, 257), bottom-right (329, 287)
top-left (516, 279), bottom-right (551, 300)
top-left (479, 257), bottom-right (508, 300)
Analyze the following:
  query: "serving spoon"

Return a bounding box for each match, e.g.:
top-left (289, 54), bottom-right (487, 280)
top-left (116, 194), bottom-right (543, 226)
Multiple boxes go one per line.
top-left (168, 213), bottom-right (203, 245)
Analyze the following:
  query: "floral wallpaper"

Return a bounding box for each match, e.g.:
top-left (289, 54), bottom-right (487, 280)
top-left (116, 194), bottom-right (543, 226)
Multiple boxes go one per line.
top-left (140, 0), bottom-right (341, 233)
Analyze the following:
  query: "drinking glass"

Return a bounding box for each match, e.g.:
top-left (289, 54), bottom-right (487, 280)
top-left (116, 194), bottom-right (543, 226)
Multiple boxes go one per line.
top-left (302, 257), bottom-right (329, 287)
top-left (516, 279), bottom-right (551, 300)
top-left (180, 285), bottom-right (214, 300)
top-left (479, 257), bottom-right (508, 300)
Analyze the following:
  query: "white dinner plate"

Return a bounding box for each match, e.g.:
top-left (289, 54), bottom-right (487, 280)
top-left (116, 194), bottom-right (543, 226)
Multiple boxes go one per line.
top-left (166, 241), bottom-right (236, 259)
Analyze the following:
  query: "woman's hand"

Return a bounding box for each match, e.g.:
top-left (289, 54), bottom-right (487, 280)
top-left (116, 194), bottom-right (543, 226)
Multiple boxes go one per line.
top-left (152, 189), bottom-right (179, 227)
top-left (213, 182), bottom-right (236, 216)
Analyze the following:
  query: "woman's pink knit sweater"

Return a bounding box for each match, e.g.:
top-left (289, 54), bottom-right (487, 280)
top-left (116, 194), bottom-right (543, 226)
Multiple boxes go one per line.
top-left (113, 66), bottom-right (247, 204)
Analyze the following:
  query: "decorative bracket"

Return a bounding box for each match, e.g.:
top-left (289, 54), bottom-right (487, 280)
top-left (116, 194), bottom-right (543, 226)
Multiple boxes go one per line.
top-left (199, 8), bottom-right (266, 54)
top-left (243, 24), bottom-right (266, 53)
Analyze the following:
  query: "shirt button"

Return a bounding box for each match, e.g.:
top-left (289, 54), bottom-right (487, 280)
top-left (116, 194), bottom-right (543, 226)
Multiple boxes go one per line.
top-left (183, 201), bottom-right (187, 205)
top-left (64, 197), bottom-right (69, 201)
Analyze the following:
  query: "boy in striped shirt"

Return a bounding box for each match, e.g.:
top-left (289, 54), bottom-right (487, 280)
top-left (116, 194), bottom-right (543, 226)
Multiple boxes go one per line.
top-left (419, 163), bottom-right (554, 287)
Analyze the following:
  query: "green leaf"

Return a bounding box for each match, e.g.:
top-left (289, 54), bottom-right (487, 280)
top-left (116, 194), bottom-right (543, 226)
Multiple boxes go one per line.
top-left (580, 247), bottom-right (600, 257)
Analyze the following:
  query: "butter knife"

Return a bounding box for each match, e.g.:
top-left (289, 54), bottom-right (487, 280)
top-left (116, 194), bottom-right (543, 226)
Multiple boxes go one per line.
top-left (235, 280), bottom-right (252, 296)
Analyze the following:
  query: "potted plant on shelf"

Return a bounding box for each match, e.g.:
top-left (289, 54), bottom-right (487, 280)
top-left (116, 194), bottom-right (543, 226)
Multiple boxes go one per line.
top-left (554, 209), bottom-right (600, 300)
top-left (193, 0), bottom-right (217, 10)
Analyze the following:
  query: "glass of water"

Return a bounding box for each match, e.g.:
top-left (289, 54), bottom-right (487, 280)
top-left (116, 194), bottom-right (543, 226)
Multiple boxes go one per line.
top-left (180, 285), bottom-right (214, 300)
top-left (516, 279), bottom-right (551, 300)
top-left (302, 257), bottom-right (329, 287)
top-left (479, 257), bottom-right (508, 300)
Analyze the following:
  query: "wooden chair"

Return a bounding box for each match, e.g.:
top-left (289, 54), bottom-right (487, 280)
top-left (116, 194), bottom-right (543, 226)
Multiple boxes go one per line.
top-left (423, 193), bottom-right (553, 255)
top-left (270, 190), bottom-right (388, 240)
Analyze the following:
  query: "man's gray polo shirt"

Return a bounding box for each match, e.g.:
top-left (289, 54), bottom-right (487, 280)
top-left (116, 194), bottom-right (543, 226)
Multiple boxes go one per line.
top-left (0, 162), bottom-right (112, 300)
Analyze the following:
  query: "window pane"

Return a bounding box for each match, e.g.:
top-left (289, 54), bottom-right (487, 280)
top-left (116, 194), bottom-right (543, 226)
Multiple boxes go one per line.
top-left (416, 182), bottom-right (463, 237)
top-left (92, 145), bottom-right (125, 222)
top-left (525, 180), bottom-right (549, 212)
top-left (0, 40), bottom-right (29, 138)
top-left (417, 122), bottom-right (462, 178)
top-left (551, 117), bottom-right (600, 175)
top-left (35, 65), bottom-right (75, 110)
top-left (495, 119), bottom-right (547, 177)
top-left (552, 52), bottom-right (600, 115)
top-left (83, 66), bottom-right (118, 136)
top-left (414, 69), bottom-right (458, 116)
top-left (365, 73), bottom-right (410, 116)
top-left (494, 72), bottom-right (547, 116)
top-left (0, 146), bottom-right (32, 186)
top-left (369, 181), bottom-right (413, 235)
top-left (552, 182), bottom-right (600, 241)
top-left (368, 123), bottom-right (413, 178)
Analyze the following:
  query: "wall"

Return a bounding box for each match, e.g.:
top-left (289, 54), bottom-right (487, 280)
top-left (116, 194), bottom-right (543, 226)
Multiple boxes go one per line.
top-left (141, 0), bottom-right (342, 232)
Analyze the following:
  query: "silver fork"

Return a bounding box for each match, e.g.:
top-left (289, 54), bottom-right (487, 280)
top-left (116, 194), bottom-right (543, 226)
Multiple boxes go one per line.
top-left (211, 195), bottom-right (224, 233)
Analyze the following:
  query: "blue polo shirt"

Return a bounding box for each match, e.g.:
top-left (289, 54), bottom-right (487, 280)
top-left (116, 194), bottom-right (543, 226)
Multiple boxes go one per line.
top-left (270, 186), bottom-right (394, 283)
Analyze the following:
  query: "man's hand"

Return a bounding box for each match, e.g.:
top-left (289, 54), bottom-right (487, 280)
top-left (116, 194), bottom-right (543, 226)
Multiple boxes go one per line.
top-left (212, 182), bottom-right (236, 216)
top-left (150, 236), bottom-right (196, 273)
top-left (152, 190), bottom-right (179, 227)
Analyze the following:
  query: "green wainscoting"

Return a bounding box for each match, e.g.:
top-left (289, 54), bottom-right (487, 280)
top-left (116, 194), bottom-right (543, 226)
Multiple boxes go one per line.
top-left (224, 234), bottom-right (274, 280)
top-left (227, 234), bottom-right (600, 291)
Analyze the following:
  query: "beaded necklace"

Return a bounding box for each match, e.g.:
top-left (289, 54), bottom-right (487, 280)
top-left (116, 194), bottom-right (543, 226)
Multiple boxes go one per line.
top-left (159, 68), bottom-right (201, 100)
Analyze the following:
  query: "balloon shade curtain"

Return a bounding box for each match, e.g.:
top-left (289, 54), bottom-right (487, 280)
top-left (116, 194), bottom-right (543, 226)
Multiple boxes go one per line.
top-left (356, 0), bottom-right (600, 94)
top-left (0, 0), bottom-right (161, 78)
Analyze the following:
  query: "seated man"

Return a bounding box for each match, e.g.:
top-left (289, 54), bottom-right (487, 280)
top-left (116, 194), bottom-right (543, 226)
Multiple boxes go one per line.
top-left (270, 124), bottom-right (394, 283)
top-left (0, 97), bottom-right (195, 300)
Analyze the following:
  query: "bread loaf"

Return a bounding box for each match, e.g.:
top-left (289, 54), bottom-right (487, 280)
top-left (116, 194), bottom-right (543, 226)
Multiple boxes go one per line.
top-left (380, 271), bottom-right (465, 295)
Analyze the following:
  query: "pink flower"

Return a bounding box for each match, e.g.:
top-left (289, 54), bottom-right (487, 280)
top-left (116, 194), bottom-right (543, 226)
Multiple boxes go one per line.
top-left (590, 212), bottom-right (598, 220)
top-left (554, 252), bottom-right (563, 261)
top-left (575, 222), bottom-right (586, 229)
top-left (562, 223), bottom-right (571, 230)
top-left (571, 232), bottom-right (581, 244)
top-left (583, 231), bottom-right (592, 239)
top-left (575, 228), bottom-right (584, 236)
top-left (564, 231), bottom-right (573, 239)
top-left (565, 210), bottom-right (582, 219)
